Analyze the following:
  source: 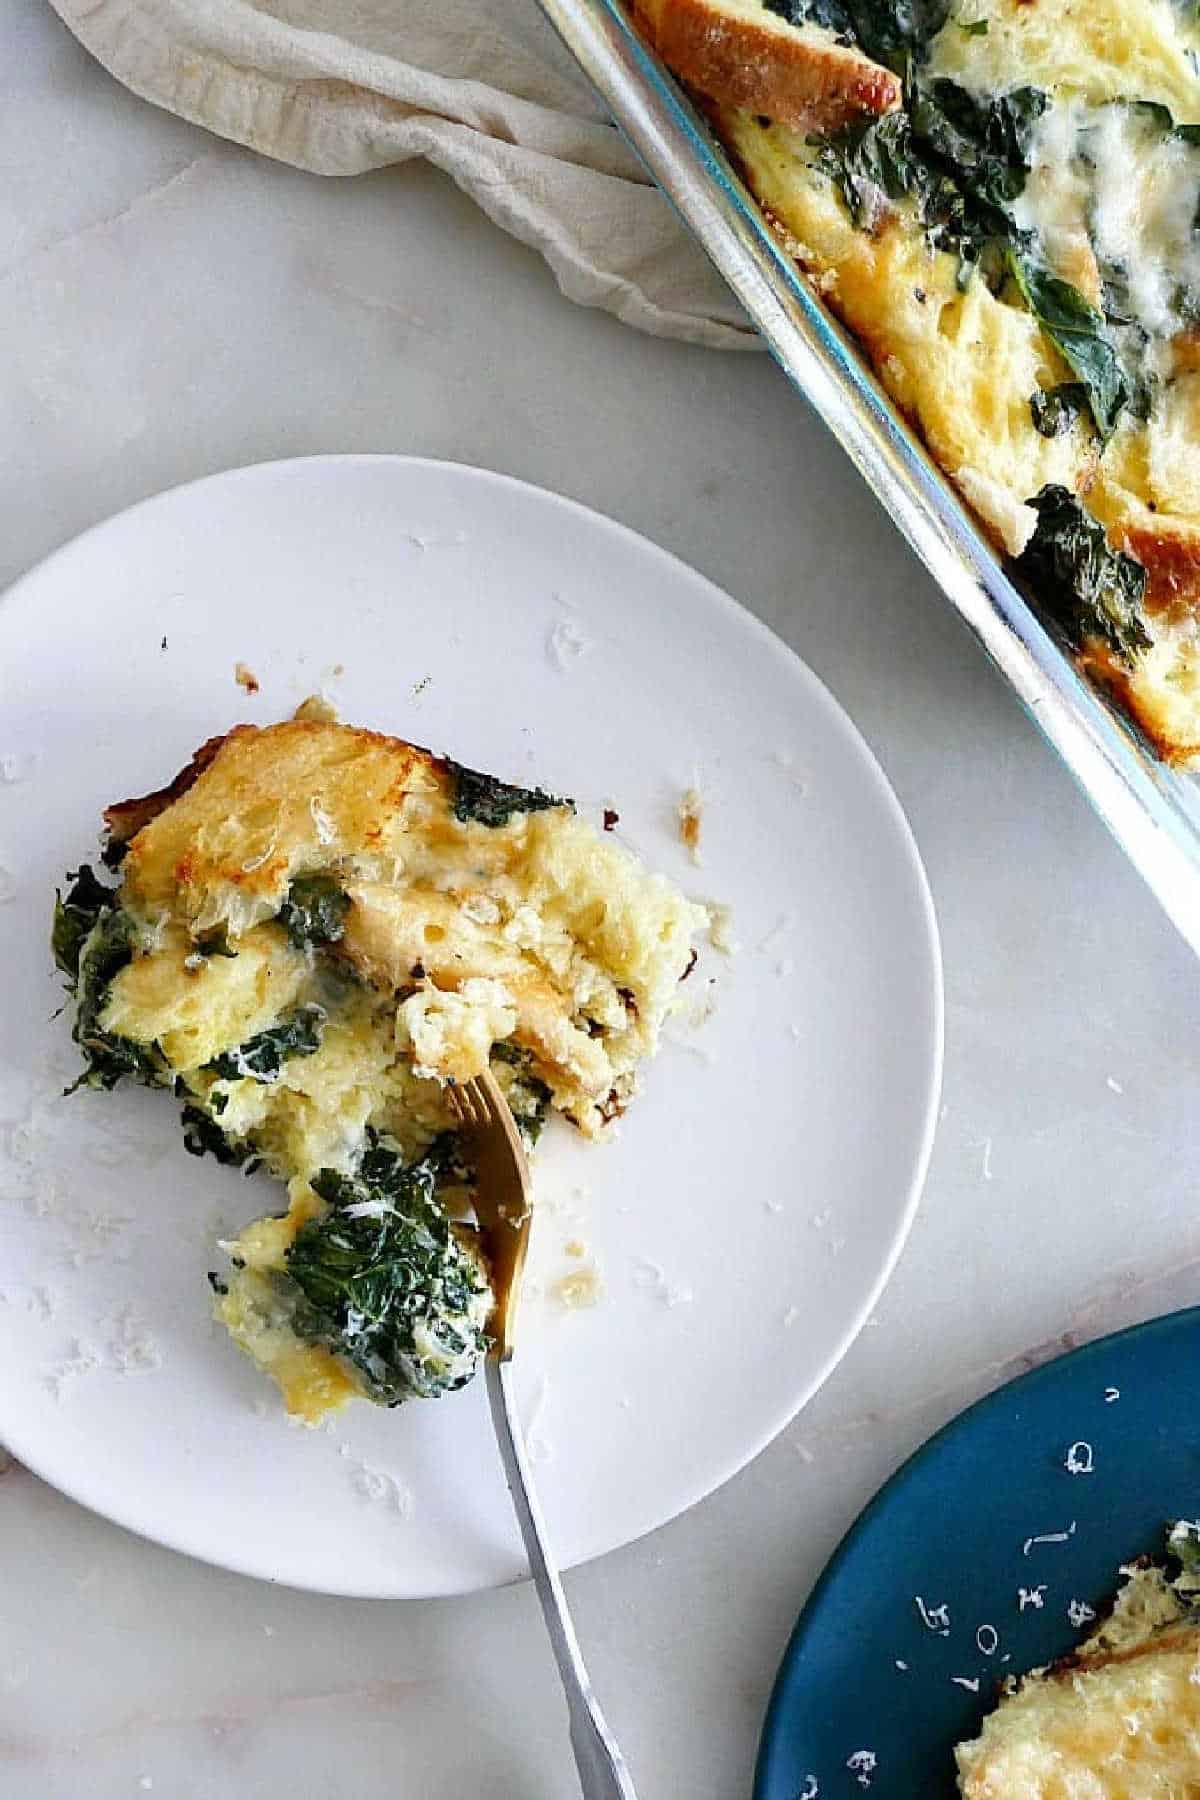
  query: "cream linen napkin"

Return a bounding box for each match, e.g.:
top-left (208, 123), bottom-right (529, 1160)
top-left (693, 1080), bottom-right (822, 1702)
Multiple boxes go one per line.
top-left (49, 0), bottom-right (759, 349)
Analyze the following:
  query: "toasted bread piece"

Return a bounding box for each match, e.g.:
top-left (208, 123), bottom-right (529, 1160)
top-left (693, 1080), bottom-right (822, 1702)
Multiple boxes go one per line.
top-left (633, 0), bottom-right (899, 131)
top-left (112, 718), bottom-right (704, 1134)
top-left (957, 1562), bottom-right (1200, 1796)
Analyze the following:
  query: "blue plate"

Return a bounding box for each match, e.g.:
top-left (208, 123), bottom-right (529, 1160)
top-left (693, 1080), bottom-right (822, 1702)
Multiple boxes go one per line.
top-left (755, 1307), bottom-right (1200, 1799)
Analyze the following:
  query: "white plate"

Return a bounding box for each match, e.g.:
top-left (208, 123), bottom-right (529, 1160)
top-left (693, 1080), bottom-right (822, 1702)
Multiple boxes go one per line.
top-left (0, 456), bottom-right (942, 1597)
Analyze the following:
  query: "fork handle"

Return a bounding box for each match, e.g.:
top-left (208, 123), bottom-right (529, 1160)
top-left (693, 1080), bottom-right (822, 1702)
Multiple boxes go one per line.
top-left (485, 1358), bottom-right (639, 1800)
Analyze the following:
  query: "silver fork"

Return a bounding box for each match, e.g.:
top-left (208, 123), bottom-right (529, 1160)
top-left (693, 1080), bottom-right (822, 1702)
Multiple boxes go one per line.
top-left (448, 1071), bottom-right (638, 1800)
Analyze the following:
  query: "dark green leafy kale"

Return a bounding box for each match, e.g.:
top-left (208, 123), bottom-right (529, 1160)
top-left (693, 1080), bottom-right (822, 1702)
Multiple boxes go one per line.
top-left (1030, 383), bottom-right (1088, 438)
top-left (813, 80), bottom-right (1129, 439)
top-left (52, 864), bottom-right (117, 981)
top-left (1003, 252), bottom-right (1129, 441)
top-left (180, 1104), bottom-right (259, 1168)
top-left (205, 1004), bottom-right (324, 1083)
top-left (763, 0), bottom-right (951, 71)
top-left (490, 1041), bottom-right (552, 1147)
top-left (813, 80), bottom-right (1045, 258)
top-left (52, 865), bottom-right (167, 1093)
top-left (1126, 98), bottom-right (1200, 148)
top-left (764, 0), bottom-right (857, 40)
top-left (194, 926), bottom-right (236, 960)
top-left (446, 759), bottom-right (572, 829)
top-left (1014, 485), bottom-right (1150, 667)
top-left (284, 1135), bottom-right (490, 1404)
top-left (278, 875), bottom-right (349, 951)
top-left (1168, 1520), bottom-right (1200, 1589)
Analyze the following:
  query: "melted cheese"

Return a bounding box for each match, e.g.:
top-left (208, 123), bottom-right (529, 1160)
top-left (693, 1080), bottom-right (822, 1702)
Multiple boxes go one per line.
top-left (925, 0), bottom-right (1200, 118)
top-left (1014, 99), bottom-right (1200, 346)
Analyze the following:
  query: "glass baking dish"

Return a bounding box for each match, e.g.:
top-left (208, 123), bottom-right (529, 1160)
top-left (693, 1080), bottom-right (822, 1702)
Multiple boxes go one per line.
top-left (534, 0), bottom-right (1200, 957)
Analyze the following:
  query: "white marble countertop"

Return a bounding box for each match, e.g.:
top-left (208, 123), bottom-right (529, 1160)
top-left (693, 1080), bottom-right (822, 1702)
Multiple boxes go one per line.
top-left (5, 5), bottom-right (1200, 1796)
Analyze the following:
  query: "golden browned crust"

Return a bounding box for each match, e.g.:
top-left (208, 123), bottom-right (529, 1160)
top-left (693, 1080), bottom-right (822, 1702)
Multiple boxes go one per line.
top-left (633, 0), bottom-right (900, 131)
top-left (104, 728), bottom-right (245, 845)
top-left (1038, 1599), bottom-right (1200, 1685)
top-left (116, 720), bottom-right (449, 918)
top-left (1123, 522), bottom-right (1200, 612)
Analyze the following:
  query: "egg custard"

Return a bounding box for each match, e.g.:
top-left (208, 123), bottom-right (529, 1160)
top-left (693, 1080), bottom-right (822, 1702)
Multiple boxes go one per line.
top-left (636, 0), bottom-right (1200, 759)
top-left (956, 1522), bottom-right (1200, 1796)
top-left (52, 714), bottom-right (704, 1421)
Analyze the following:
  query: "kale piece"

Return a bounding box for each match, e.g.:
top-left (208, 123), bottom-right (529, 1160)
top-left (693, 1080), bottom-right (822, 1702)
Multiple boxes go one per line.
top-left (277, 875), bottom-right (350, 951)
top-left (763, 0), bottom-right (951, 71)
top-left (284, 1135), bottom-right (491, 1403)
top-left (205, 1004), bottom-right (324, 1083)
top-left (194, 926), bottom-right (236, 959)
top-left (52, 864), bottom-right (116, 981)
top-left (490, 1041), bottom-right (552, 1146)
top-left (52, 866), bottom-right (166, 1093)
top-left (1168, 1519), bottom-right (1200, 1589)
top-left (813, 80), bottom-right (1046, 260)
top-left (1014, 486), bottom-right (1150, 667)
top-left (180, 1103), bottom-right (259, 1168)
top-left (445, 758), bottom-right (572, 829)
top-left (1004, 252), bottom-right (1128, 442)
top-left (1030, 383), bottom-right (1088, 438)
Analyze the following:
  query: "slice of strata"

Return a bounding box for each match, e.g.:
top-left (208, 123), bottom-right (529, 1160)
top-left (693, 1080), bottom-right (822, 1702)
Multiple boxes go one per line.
top-left (956, 1523), bottom-right (1200, 1797)
top-left (53, 715), bottom-right (705, 1421)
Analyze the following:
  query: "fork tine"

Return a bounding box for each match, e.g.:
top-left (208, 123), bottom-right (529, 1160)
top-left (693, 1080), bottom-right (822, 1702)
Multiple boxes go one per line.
top-left (448, 1080), bottom-right (489, 1128)
top-left (465, 1077), bottom-right (493, 1124)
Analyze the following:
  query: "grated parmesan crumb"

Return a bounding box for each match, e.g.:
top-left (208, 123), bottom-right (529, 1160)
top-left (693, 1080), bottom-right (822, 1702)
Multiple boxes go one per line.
top-left (677, 787), bottom-right (703, 865)
top-left (340, 1449), bottom-right (414, 1516)
top-left (846, 1749), bottom-right (877, 1788)
top-left (1023, 1521), bottom-right (1076, 1555)
top-left (292, 693), bottom-right (338, 724)
top-left (547, 618), bottom-right (591, 672)
top-left (552, 1262), bottom-right (605, 1310)
top-left (631, 1257), bottom-right (692, 1308)
top-left (234, 661), bottom-right (260, 695)
top-left (916, 1596), bottom-right (951, 1635)
top-left (705, 901), bottom-right (738, 955)
top-left (1064, 1441), bottom-right (1094, 1475)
